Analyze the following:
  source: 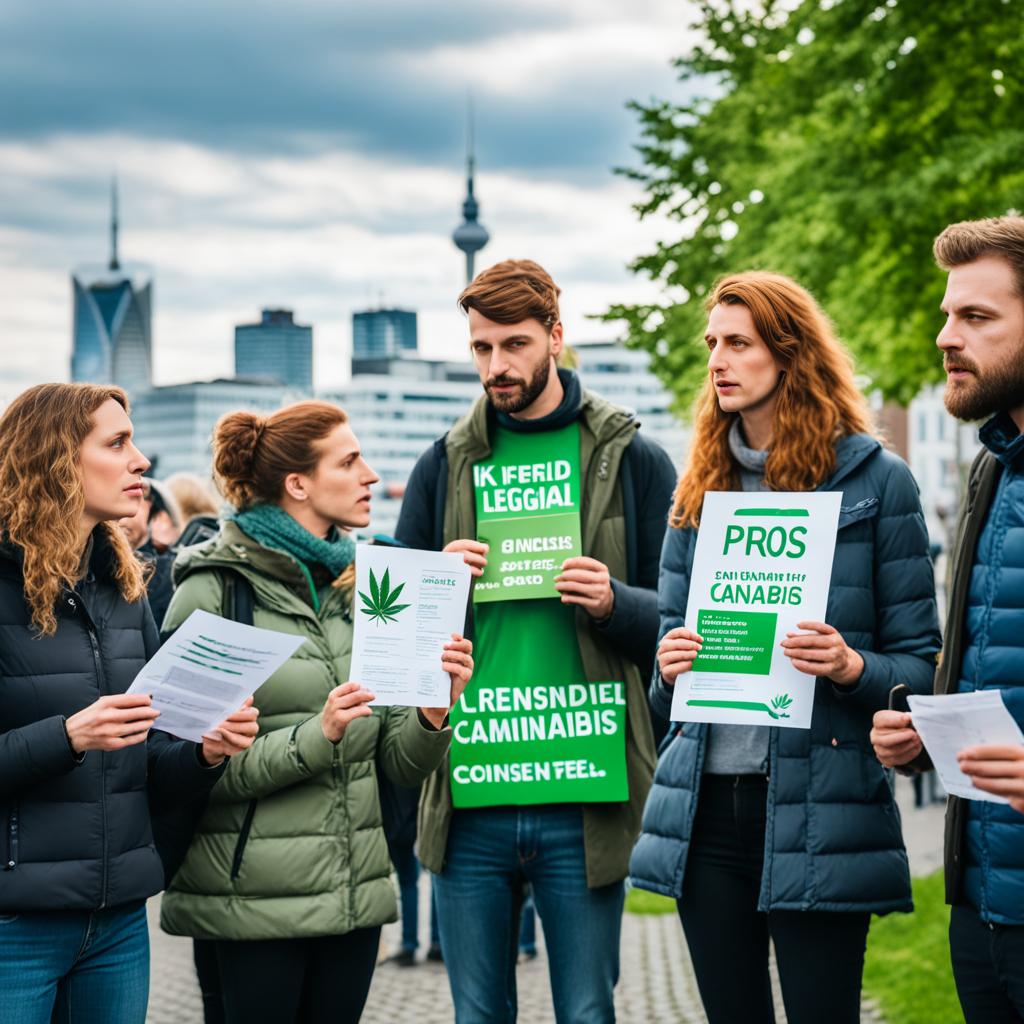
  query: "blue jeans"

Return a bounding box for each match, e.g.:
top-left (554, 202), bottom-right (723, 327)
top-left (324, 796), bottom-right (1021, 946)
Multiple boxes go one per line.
top-left (434, 806), bottom-right (623, 1024)
top-left (0, 902), bottom-right (149, 1024)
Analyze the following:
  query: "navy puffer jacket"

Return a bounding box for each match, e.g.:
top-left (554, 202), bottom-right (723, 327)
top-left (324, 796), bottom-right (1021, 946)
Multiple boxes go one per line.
top-left (0, 528), bottom-right (222, 912)
top-left (630, 434), bottom-right (941, 914)
top-left (956, 414), bottom-right (1024, 925)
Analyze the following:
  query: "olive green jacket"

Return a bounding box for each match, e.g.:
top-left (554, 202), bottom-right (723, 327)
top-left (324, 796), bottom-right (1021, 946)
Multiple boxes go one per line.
top-left (159, 522), bottom-right (452, 941)
top-left (416, 390), bottom-right (659, 888)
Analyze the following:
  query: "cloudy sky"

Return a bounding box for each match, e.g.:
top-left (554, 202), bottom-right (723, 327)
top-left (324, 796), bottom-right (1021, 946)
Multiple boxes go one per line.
top-left (0, 0), bottom-right (701, 396)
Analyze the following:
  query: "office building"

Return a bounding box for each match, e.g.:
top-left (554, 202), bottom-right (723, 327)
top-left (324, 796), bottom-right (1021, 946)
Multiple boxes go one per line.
top-left (234, 309), bottom-right (313, 391)
top-left (352, 308), bottom-right (418, 368)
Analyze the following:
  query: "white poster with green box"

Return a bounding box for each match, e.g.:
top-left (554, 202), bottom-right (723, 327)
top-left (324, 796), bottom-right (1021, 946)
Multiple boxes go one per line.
top-left (669, 491), bottom-right (842, 729)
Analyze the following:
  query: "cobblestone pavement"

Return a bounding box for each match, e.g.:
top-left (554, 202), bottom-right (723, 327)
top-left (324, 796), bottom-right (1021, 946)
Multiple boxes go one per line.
top-left (147, 777), bottom-right (944, 1024)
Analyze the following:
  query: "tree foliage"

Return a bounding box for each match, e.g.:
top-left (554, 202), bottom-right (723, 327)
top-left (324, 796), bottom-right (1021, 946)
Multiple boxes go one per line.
top-left (608, 0), bottom-right (1024, 412)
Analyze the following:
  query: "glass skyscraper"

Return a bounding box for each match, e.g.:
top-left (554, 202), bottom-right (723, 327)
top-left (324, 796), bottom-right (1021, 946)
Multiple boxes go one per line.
top-left (71, 182), bottom-right (153, 398)
top-left (352, 308), bottom-right (418, 363)
top-left (234, 309), bottom-right (313, 391)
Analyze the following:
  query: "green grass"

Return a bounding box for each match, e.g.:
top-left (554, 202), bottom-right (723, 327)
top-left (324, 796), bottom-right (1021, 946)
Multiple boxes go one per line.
top-left (863, 870), bottom-right (963, 1024)
top-left (624, 886), bottom-right (676, 915)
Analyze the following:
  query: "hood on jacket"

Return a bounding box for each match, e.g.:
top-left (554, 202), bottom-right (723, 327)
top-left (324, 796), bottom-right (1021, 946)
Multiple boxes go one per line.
top-left (446, 368), bottom-right (639, 462)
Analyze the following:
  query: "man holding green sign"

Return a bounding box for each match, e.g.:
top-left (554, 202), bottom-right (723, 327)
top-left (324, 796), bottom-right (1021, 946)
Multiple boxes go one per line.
top-left (396, 259), bottom-right (675, 1022)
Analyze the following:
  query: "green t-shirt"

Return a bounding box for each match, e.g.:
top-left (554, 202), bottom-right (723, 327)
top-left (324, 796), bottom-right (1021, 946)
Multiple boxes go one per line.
top-left (449, 424), bottom-right (628, 808)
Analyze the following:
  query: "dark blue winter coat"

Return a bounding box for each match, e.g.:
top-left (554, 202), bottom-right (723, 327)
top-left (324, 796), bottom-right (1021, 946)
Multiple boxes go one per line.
top-left (630, 433), bottom-right (941, 913)
top-left (955, 413), bottom-right (1024, 925)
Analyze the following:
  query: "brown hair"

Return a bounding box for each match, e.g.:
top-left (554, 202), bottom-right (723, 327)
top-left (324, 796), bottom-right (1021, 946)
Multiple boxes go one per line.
top-left (213, 400), bottom-right (356, 590)
top-left (458, 259), bottom-right (561, 329)
top-left (213, 400), bottom-right (349, 510)
top-left (672, 272), bottom-right (874, 528)
top-left (0, 383), bottom-right (147, 635)
top-left (933, 216), bottom-right (1024, 297)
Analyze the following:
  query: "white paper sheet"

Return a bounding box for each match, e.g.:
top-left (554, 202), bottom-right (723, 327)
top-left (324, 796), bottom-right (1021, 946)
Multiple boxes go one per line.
top-left (351, 545), bottom-right (471, 708)
top-left (907, 690), bottom-right (1024, 803)
top-left (127, 609), bottom-right (306, 742)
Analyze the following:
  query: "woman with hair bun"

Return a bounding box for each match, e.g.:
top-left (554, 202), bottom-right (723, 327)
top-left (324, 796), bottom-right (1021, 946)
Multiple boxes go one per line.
top-left (629, 273), bottom-right (941, 1024)
top-left (0, 383), bottom-right (257, 1024)
top-left (159, 399), bottom-right (472, 1024)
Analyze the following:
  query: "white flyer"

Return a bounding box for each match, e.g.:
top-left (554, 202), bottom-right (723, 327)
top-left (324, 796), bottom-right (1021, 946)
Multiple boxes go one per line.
top-left (670, 491), bottom-right (842, 729)
top-left (127, 609), bottom-right (306, 743)
top-left (351, 544), bottom-right (471, 708)
top-left (907, 690), bottom-right (1024, 803)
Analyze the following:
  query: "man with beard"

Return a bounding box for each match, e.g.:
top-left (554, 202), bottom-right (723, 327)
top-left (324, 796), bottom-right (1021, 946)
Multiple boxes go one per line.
top-left (871, 216), bottom-right (1024, 1022)
top-left (395, 259), bottom-right (675, 1022)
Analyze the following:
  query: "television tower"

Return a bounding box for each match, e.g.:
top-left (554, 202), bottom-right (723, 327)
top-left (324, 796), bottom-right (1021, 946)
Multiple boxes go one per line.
top-left (451, 102), bottom-right (489, 285)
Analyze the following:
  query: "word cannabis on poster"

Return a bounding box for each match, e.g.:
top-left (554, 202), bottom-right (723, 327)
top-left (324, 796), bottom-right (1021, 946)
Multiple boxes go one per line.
top-left (473, 422), bottom-right (583, 603)
top-left (449, 679), bottom-right (628, 807)
top-left (669, 492), bottom-right (842, 729)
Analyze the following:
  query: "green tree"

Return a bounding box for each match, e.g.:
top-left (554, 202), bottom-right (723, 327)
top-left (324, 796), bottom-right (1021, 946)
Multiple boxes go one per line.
top-left (608, 0), bottom-right (1024, 411)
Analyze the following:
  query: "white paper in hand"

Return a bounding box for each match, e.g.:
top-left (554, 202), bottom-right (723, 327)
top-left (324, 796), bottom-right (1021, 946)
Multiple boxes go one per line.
top-left (907, 690), bottom-right (1024, 803)
top-left (127, 609), bottom-right (305, 742)
top-left (351, 545), bottom-right (471, 708)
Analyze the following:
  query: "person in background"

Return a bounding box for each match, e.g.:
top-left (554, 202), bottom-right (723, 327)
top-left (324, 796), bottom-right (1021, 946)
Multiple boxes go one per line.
top-left (630, 272), bottom-right (940, 1024)
top-left (0, 383), bottom-right (256, 1024)
top-left (118, 477), bottom-right (183, 627)
top-left (871, 216), bottom-right (1024, 1022)
top-left (165, 472), bottom-right (221, 523)
top-left (379, 777), bottom-right (442, 967)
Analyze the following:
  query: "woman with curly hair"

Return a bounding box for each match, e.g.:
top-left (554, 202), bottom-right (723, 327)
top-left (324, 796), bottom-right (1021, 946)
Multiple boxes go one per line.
top-left (629, 273), bottom-right (941, 1024)
top-left (158, 399), bottom-right (472, 1024)
top-left (0, 383), bottom-right (257, 1024)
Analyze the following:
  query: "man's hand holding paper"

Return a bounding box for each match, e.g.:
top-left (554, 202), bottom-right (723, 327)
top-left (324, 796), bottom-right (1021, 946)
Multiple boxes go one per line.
top-left (891, 691), bottom-right (1024, 804)
top-left (958, 744), bottom-right (1024, 814)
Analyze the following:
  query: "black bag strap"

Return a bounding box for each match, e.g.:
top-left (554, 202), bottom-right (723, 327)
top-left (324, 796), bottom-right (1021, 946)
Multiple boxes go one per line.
top-left (152, 566), bottom-right (257, 886)
top-left (221, 569), bottom-right (255, 627)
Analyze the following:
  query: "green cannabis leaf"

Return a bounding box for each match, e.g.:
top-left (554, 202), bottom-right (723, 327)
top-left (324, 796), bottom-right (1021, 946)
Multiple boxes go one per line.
top-left (770, 694), bottom-right (794, 713)
top-left (359, 567), bottom-right (411, 625)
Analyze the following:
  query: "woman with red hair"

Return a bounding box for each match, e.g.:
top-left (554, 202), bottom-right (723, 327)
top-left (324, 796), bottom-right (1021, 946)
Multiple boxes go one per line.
top-left (629, 273), bottom-right (941, 1024)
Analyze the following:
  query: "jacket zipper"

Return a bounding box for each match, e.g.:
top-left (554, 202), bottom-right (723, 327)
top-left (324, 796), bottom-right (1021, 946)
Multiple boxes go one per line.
top-left (4, 804), bottom-right (17, 870)
top-left (230, 799), bottom-right (258, 881)
top-left (84, 614), bottom-right (109, 909)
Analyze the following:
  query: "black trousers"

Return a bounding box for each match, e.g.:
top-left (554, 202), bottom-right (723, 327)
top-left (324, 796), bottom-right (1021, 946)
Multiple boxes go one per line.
top-left (678, 773), bottom-right (871, 1024)
top-left (950, 903), bottom-right (1024, 1023)
top-left (211, 927), bottom-right (382, 1024)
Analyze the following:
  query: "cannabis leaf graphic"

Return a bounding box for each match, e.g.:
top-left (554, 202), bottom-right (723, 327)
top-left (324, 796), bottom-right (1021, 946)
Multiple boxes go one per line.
top-left (770, 693), bottom-right (794, 718)
top-left (359, 567), bottom-right (411, 625)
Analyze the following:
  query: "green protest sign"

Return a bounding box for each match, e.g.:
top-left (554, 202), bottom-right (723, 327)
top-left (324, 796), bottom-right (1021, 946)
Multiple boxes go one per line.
top-left (450, 679), bottom-right (628, 807)
top-left (473, 423), bottom-right (582, 603)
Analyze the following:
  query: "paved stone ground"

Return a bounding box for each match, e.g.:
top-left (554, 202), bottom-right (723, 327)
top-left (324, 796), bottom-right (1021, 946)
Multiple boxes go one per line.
top-left (147, 777), bottom-right (945, 1023)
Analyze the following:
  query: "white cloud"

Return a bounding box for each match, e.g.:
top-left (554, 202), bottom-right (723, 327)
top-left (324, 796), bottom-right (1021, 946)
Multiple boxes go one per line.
top-left (0, 134), bottom-right (678, 396)
top-left (408, 4), bottom-right (698, 98)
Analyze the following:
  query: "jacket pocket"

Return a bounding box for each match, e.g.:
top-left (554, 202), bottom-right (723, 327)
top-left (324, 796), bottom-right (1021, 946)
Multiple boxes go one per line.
top-left (3, 803), bottom-right (17, 871)
top-left (229, 800), bottom-right (258, 881)
top-left (837, 497), bottom-right (879, 531)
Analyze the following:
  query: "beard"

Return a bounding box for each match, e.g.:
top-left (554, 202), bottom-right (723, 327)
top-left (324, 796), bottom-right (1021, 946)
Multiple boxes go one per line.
top-left (943, 342), bottom-right (1024, 421)
top-left (485, 352), bottom-right (552, 414)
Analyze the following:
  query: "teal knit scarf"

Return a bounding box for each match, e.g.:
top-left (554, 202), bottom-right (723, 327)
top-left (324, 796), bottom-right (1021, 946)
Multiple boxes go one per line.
top-left (231, 503), bottom-right (356, 580)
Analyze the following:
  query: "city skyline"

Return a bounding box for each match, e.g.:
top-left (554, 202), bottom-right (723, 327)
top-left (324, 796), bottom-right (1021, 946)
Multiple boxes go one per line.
top-left (0, 0), bottom-right (699, 402)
